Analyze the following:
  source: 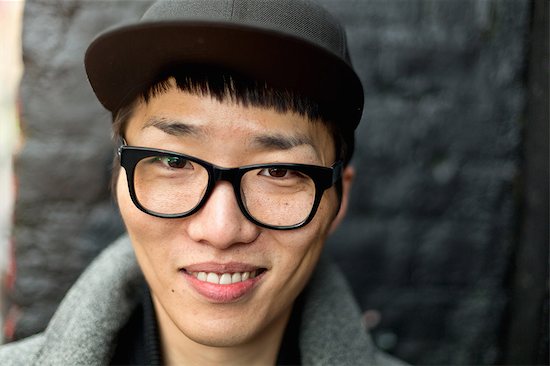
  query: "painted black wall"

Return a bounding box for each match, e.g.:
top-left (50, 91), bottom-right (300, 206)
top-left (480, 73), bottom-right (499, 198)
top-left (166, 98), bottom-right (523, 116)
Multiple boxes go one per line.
top-left (5, 1), bottom-right (547, 365)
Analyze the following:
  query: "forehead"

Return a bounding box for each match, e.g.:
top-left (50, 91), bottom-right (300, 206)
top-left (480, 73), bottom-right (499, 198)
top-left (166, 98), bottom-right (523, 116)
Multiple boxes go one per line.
top-left (124, 86), bottom-right (335, 165)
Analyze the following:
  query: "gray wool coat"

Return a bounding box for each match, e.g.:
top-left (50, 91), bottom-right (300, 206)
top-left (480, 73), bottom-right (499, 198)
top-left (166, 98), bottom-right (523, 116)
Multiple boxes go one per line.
top-left (0, 235), bottom-right (406, 365)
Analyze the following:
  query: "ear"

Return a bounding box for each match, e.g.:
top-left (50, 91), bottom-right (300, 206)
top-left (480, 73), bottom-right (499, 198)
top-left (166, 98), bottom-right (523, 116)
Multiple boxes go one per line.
top-left (329, 165), bottom-right (355, 234)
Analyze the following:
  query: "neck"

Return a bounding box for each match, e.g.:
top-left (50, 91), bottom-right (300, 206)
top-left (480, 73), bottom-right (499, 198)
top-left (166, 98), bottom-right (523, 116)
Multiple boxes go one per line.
top-left (153, 297), bottom-right (292, 366)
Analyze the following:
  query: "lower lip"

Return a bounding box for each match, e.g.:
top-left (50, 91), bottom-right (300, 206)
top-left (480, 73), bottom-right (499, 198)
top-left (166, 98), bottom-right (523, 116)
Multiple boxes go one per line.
top-left (182, 271), bottom-right (264, 303)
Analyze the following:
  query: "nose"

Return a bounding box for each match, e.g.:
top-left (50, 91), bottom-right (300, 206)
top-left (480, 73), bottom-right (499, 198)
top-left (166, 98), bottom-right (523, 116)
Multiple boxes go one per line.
top-left (186, 181), bottom-right (260, 249)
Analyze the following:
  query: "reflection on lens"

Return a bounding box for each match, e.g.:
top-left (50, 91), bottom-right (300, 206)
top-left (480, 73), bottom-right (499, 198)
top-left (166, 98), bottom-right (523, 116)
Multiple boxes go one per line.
top-left (241, 168), bottom-right (315, 227)
top-left (134, 156), bottom-right (209, 215)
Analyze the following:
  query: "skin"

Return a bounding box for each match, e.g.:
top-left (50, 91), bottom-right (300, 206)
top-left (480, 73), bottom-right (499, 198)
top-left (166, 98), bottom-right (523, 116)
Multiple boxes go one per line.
top-left (116, 82), bottom-right (354, 365)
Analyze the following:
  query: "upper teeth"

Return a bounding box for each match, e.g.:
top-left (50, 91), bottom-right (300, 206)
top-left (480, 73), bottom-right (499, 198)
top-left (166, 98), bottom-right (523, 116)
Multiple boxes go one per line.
top-left (191, 270), bottom-right (258, 285)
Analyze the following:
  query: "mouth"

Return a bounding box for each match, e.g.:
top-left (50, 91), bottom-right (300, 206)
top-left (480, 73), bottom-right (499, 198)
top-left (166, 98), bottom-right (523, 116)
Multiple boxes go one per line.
top-left (186, 269), bottom-right (267, 285)
top-left (180, 265), bottom-right (268, 303)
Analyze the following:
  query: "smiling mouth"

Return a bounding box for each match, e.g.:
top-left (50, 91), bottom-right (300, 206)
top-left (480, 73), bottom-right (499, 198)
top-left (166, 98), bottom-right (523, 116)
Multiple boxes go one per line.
top-left (184, 269), bottom-right (267, 285)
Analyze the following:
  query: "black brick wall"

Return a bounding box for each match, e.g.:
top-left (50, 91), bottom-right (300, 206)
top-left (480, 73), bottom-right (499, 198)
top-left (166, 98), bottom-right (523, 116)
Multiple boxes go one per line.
top-left (5, 1), bottom-right (546, 365)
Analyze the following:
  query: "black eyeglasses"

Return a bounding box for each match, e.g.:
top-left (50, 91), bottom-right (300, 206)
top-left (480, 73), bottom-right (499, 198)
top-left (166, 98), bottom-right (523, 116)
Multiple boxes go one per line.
top-left (118, 145), bottom-right (343, 230)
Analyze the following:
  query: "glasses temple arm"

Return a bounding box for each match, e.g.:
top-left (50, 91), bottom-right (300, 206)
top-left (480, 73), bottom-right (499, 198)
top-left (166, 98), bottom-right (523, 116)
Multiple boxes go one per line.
top-left (332, 161), bottom-right (344, 185)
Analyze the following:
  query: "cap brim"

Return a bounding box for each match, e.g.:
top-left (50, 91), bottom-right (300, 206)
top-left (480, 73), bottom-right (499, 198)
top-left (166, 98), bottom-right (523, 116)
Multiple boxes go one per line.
top-left (85, 21), bottom-right (363, 130)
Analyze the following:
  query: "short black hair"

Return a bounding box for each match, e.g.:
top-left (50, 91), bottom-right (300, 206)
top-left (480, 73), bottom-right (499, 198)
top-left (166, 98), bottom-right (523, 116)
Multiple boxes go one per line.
top-left (110, 66), bottom-right (353, 196)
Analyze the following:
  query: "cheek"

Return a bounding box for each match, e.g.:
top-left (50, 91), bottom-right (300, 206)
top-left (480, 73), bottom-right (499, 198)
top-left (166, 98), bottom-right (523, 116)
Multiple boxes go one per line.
top-left (290, 190), bottom-right (338, 261)
top-left (117, 170), bottom-right (179, 287)
top-left (116, 170), bottom-right (170, 256)
top-left (310, 188), bottom-right (340, 234)
top-left (117, 169), bottom-right (164, 235)
top-left (117, 170), bottom-right (144, 236)
top-left (271, 192), bottom-right (337, 280)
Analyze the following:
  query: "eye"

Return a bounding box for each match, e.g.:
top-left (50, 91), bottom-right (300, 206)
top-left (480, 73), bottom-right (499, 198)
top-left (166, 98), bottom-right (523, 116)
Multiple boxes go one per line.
top-left (154, 156), bottom-right (192, 169)
top-left (259, 167), bottom-right (291, 178)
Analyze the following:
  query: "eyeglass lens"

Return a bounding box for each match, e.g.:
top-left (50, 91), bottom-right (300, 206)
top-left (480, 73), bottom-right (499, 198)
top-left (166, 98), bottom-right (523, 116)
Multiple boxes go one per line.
top-left (135, 156), bottom-right (209, 215)
top-left (133, 154), bottom-right (316, 227)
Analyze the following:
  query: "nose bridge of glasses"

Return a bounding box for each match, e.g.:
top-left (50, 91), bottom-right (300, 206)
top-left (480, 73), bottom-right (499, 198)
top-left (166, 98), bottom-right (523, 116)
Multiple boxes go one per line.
top-left (210, 165), bottom-right (242, 188)
top-left (205, 166), bottom-right (247, 218)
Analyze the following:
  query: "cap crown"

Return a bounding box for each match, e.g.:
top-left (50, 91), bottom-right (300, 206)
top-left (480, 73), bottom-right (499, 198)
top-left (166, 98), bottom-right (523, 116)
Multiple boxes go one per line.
top-left (85, 0), bottom-right (364, 141)
top-left (143, 0), bottom-right (349, 62)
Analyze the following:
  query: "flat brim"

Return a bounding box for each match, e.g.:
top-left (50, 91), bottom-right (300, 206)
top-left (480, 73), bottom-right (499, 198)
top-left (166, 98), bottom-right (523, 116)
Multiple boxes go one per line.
top-left (85, 21), bottom-right (364, 130)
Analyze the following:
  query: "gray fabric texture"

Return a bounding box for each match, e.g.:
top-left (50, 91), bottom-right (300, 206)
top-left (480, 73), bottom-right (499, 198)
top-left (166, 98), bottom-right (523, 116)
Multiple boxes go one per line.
top-left (141, 0), bottom-right (346, 57)
top-left (0, 235), bottom-right (405, 365)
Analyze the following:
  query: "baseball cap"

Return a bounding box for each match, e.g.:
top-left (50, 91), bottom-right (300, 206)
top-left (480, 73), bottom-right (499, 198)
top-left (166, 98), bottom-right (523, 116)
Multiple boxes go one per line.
top-left (84, 0), bottom-right (364, 133)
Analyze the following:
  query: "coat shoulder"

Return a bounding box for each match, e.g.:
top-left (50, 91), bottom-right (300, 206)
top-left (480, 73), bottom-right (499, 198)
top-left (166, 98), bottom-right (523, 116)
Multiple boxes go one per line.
top-left (0, 333), bottom-right (45, 365)
top-left (374, 349), bottom-right (410, 366)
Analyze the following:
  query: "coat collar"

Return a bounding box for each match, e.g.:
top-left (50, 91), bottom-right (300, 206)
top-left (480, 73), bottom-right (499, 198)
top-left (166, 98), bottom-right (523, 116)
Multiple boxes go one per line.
top-left (34, 235), bottom-right (378, 365)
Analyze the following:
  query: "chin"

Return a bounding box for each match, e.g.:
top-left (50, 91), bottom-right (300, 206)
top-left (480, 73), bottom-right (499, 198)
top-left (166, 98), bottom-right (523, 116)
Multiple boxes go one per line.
top-left (176, 317), bottom-right (258, 347)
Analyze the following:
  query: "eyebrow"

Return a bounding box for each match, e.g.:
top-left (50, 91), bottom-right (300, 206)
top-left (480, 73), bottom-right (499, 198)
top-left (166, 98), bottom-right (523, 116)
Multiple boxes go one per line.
top-left (143, 116), bottom-right (314, 152)
top-left (143, 117), bottom-right (204, 137)
top-left (252, 133), bottom-right (314, 151)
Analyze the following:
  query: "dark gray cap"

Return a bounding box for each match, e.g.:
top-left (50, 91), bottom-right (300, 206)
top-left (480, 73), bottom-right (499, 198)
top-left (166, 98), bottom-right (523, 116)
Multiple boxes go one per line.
top-left (85, 0), bottom-right (364, 132)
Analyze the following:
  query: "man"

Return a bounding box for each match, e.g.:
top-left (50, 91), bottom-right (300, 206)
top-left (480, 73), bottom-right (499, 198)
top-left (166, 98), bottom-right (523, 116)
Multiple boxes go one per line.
top-left (1, 0), bottom-right (404, 364)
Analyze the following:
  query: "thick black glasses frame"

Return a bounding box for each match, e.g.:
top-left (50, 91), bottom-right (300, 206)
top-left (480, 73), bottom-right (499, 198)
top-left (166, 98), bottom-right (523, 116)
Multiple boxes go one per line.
top-left (118, 145), bottom-right (343, 230)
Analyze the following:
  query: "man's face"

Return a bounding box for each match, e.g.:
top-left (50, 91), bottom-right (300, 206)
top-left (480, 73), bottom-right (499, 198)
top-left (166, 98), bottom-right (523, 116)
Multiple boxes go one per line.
top-left (117, 83), bottom-right (350, 348)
